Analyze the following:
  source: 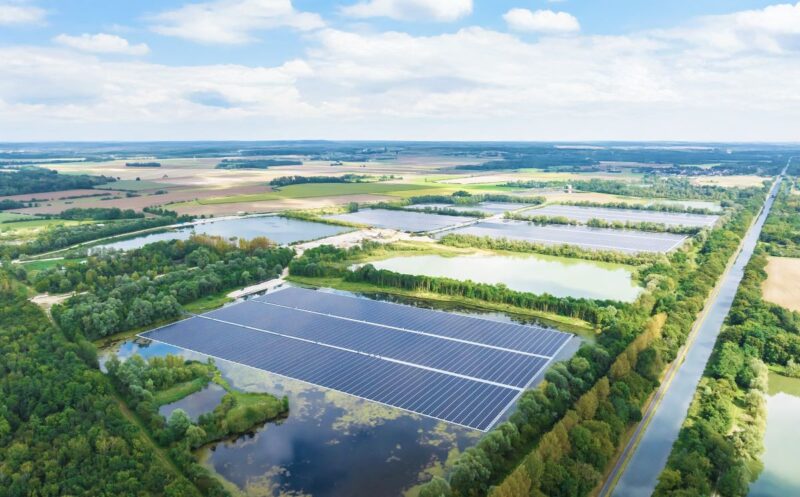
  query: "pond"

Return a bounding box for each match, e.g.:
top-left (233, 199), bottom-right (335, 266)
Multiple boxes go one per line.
top-left (101, 289), bottom-right (580, 497)
top-left (93, 216), bottom-right (350, 251)
top-left (749, 372), bottom-right (800, 497)
top-left (363, 253), bottom-right (642, 302)
top-left (159, 383), bottom-right (227, 421)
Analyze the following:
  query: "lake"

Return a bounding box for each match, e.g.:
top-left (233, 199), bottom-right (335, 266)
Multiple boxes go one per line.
top-left (364, 253), bottom-right (642, 302)
top-left (101, 289), bottom-right (580, 497)
top-left (94, 216), bottom-right (350, 251)
top-left (749, 373), bottom-right (800, 497)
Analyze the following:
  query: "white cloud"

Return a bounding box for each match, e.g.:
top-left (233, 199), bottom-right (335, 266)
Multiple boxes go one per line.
top-left (503, 8), bottom-right (580, 34)
top-left (655, 1), bottom-right (800, 55)
top-left (54, 33), bottom-right (150, 56)
top-left (2, 3), bottom-right (800, 141)
top-left (0, 3), bottom-right (45, 25)
top-left (341, 0), bottom-right (471, 22)
top-left (150, 0), bottom-right (324, 44)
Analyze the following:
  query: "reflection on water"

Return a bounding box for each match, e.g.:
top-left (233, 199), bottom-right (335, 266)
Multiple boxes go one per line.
top-left (103, 339), bottom-right (479, 497)
top-left (101, 289), bottom-right (580, 497)
top-left (94, 216), bottom-right (350, 251)
top-left (749, 373), bottom-right (800, 497)
top-left (365, 253), bottom-right (642, 302)
top-left (159, 383), bottom-right (227, 421)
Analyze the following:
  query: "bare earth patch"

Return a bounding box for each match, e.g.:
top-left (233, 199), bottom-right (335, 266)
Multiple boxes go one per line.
top-left (691, 175), bottom-right (770, 188)
top-left (762, 256), bottom-right (800, 311)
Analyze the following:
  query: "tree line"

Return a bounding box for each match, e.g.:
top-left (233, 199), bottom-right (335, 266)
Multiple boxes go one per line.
top-left (417, 185), bottom-right (769, 497)
top-left (0, 167), bottom-right (115, 196)
top-left (49, 235), bottom-right (294, 340)
top-left (0, 274), bottom-right (204, 496)
top-left (654, 249), bottom-right (800, 496)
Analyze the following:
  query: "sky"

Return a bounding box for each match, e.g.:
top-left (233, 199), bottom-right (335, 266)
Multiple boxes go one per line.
top-left (0, 0), bottom-right (798, 142)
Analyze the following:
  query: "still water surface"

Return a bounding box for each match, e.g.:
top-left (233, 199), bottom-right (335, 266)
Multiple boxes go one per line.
top-left (366, 253), bottom-right (642, 302)
top-left (95, 216), bottom-right (349, 251)
top-left (101, 290), bottom-right (580, 497)
top-left (748, 373), bottom-right (800, 497)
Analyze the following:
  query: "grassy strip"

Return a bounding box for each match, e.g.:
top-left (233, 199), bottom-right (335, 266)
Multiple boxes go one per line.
top-left (286, 275), bottom-right (595, 336)
top-left (154, 376), bottom-right (210, 406)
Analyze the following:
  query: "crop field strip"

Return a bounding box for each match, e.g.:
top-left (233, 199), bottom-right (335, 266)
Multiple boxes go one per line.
top-left (324, 208), bottom-right (476, 232)
top-left (442, 219), bottom-right (687, 253)
top-left (140, 287), bottom-right (572, 431)
top-left (529, 204), bottom-right (720, 227)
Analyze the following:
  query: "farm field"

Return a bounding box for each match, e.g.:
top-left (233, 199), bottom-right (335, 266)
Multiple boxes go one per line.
top-left (196, 182), bottom-right (433, 204)
top-left (762, 256), bottom-right (800, 311)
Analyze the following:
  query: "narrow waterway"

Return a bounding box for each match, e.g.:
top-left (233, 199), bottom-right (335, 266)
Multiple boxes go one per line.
top-left (610, 174), bottom-right (784, 497)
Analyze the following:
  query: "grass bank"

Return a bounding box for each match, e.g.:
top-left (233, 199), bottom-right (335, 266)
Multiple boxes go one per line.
top-left (286, 275), bottom-right (595, 337)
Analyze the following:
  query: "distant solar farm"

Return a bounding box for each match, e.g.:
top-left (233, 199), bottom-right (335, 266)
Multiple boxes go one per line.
top-left (141, 287), bottom-right (573, 431)
top-left (441, 219), bottom-right (687, 253)
top-left (527, 204), bottom-right (719, 228)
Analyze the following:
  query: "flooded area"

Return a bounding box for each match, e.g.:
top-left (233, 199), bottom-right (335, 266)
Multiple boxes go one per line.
top-left (94, 216), bottom-right (350, 251)
top-left (364, 252), bottom-right (642, 302)
top-left (749, 373), bottom-right (800, 497)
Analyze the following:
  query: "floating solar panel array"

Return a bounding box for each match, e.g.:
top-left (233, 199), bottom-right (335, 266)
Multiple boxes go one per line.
top-left (324, 209), bottom-right (475, 233)
top-left (528, 205), bottom-right (719, 228)
top-left (442, 219), bottom-right (687, 253)
top-left (141, 287), bottom-right (573, 431)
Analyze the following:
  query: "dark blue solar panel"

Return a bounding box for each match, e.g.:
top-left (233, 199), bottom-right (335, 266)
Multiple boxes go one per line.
top-left (256, 287), bottom-right (571, 356)
top-left (202, 301), bottom-right (545, 388)
top-left (141, 317), bottom-right (521, 431)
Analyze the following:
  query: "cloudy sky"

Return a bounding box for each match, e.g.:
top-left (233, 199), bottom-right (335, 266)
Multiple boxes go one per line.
top-left (1, 0), bottom-right (799, 141)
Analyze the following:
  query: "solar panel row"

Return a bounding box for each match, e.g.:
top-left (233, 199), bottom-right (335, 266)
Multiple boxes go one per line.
top-left (142, 316), bottom-right (520, 431)
top-left (202, 302), bottom-right (546, 388)
top-left (256, 287), bottom-right (569, 356)
top-left (140, 287), bottom-right (573, 431)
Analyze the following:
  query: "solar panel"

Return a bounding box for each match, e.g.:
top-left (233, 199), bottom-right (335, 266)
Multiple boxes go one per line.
top-left (256, 287), bottom-right (571, 356)
top-left (139, 286), bottom-right (574, 431)
top-left (142, 317), bottom-right (521, 431)
top-left (202, 302), bottom-right (546, 388)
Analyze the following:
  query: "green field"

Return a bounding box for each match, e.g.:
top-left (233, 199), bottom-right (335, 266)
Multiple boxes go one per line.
top-left (197, 182), bottom-right (433, 205)
top-left (97, 180), bottom-right (172, 191)
top-left (0, 212), bottom-right (34, 223)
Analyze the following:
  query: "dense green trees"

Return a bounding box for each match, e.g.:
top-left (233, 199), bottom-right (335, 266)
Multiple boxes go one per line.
top-left (49, 235), bottom-right (293, 340)
top-left (0, 216), bottom-right (184, 259)
top-left (59, 207), bottom-right (143, 220)
top-left (760, 182), bottom-right (800, 257)
top-left (416, 183), bottom-right (769, 497)
top-left (0, 275), bottom-right (201, 496)
top-left (0, 167), bottom-right (114, 196)
top-left (344, 264), bottom-right (621, 325)
top-left (269, 174), bottom-right (383, 187)
top-left (555, 200), bottom-right (719, 215)
top-left (654, 182), bottom-right (800, 496)
top-left (505, 177), bottom-right (760, 202)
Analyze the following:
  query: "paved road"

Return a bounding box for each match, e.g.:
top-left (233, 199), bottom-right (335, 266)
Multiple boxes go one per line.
top-left (604, 171), bottom-right (785, 497)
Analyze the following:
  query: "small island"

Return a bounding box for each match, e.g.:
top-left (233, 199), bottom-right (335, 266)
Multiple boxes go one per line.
top-left (106, 353), bottom-right (288, 452)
